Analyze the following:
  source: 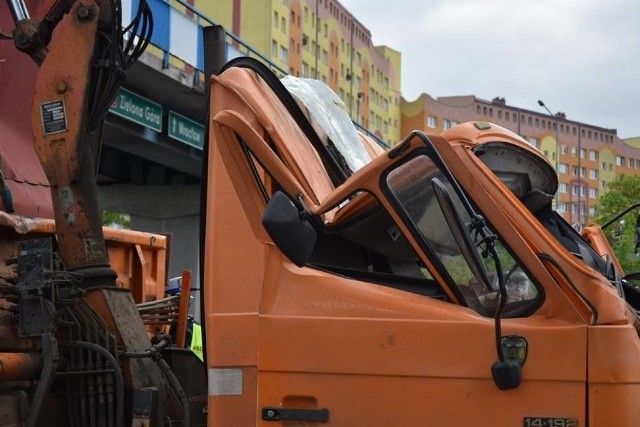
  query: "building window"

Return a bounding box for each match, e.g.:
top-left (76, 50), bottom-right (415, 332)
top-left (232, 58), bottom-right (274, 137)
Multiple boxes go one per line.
top-left (589, 169), bottom-right (598, 180)
top-left (281, 17), bottom-right (286, 32)
top-left (559, 183), bottom-right (568, 193)
top-left (561, 144), bottom-right (567, 155)
top-left (558, 163), bottom-right (568, 174)
top-left (280, 46), bottom-right (288, 62)
top-left (443, 119), bottom-right (451, 130)
top-left (580, 167), bottom-right (586, 178)
top-left (589, 207), bottom-right (597, 216)
top-left (616, 156), bottom-right (624, 166)
top-left (557, 202), bottom-right (567, 214)
top-left (572, 166), bottom-right (578, 176)
top-left (589, 187), bottom-right (598, 198)
top-left (601, 181), bottom-right (606, 189)
top-left (505, 112), bottom-right (510, 121)
top-left (629, 158), bottom-right (635, 168)
top-left (529, 137), bottom-right (539, 149)
top-left (601, 161), bottom-right (606, 170)
top-left (498, 110), bottom-right (502, 119)
top-left (571, 146), bottom-right (577, 157)
top-left (579, 148), bottom-right (586, 159)
top-left (427, 116), bottom-right (437, 128)
top-left (476, 105), bottom-right (481, 114)
top-left (572, 185), bottom-right (578, 195)
top-left (589, 150), bottom-right (598, 161)
top-left (271, 40), bottom-right (278, 56)
top-left (273, 11), bottom-right (279, 28)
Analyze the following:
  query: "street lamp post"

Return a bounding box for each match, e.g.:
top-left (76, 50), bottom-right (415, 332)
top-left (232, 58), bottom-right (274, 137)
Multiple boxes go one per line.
top-left (538, 100), bottom-right (560, 211)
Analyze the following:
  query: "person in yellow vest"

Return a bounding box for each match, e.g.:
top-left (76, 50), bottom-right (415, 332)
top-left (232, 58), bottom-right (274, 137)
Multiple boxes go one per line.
top-left (190, 321), bottom-right (203, 361)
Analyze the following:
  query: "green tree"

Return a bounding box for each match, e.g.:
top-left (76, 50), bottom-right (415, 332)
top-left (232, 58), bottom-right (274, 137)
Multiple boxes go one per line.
top-left (594, 174), bottom-right (640, 274)
top-left (101, 210), bottom-right (131, 229)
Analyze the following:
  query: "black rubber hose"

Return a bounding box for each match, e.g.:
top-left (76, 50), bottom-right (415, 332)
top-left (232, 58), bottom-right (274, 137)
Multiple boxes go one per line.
top-left (156, 357), bottom-right (191, 427)
top-left (121, 340), bottom-right (190, 427)
top-left (60, 341), bottom-right (124, 427)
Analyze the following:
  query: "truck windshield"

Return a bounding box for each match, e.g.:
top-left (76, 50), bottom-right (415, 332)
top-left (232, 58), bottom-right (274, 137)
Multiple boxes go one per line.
top-left (385, 154), bottom-right (541, 317)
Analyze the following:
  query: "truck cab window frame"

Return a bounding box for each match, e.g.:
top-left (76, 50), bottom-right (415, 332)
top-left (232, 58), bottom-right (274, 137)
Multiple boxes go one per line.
top-left (381, 148), bottom-right (544, 318)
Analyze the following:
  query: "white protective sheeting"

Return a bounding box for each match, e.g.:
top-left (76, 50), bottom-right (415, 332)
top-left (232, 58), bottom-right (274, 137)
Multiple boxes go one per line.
top-left (169, 9), bottom-right (199, 67)
top-left (281, 75), bottom-right (372, 173)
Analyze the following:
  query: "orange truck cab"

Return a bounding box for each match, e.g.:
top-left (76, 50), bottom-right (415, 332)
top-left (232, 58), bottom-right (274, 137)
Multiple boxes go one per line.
top-left (203, 58), bottom-right (640, 426)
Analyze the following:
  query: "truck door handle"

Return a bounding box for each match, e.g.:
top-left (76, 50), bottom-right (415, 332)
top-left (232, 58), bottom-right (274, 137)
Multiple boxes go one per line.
top-left (262, 407), bottom-right (329, 422)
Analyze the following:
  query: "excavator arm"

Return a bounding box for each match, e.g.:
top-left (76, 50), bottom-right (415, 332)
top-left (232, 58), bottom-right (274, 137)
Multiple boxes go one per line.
top-left (0, 3), bottom-right (198, 427)
top-left (6, 0), bottom-right (151, 277)
top-left (9, 0), bottom-right (76, 65)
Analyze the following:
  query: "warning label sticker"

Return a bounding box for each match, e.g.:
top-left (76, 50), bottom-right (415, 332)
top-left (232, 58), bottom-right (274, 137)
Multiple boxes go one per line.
top-left (40, 100), bottom-right (68, 135)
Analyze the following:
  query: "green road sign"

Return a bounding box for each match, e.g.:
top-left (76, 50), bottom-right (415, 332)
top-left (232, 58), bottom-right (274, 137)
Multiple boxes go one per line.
top-left (110, 88), bottom-right (162, 132)
top-left (168, 111), bottom-right (204, 149)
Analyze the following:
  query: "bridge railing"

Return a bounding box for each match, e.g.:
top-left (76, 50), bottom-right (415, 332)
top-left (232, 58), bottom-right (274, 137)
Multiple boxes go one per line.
top-left (122, 0), bottom-right (387, 148)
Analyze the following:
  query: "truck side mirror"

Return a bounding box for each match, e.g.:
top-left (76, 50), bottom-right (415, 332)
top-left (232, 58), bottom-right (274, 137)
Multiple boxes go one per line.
top-left (262, 191), bottom-right (317, 267)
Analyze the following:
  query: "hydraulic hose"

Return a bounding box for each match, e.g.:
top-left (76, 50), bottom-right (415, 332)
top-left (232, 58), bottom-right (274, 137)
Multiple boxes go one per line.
top-left (122, 339), bottom-right (191, 427)
top-left (60, 341), bottom-right (124, 427)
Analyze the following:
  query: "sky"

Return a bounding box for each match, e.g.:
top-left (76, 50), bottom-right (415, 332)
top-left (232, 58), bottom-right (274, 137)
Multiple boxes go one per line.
top-left (341, 0), bottom-right (640, 138)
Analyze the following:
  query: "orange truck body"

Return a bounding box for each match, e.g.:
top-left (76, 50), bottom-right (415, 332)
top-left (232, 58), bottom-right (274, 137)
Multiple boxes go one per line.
top-left (202, 60), bottom-right (640, 426)
top-left (3, 0), bottom-right (640, 423)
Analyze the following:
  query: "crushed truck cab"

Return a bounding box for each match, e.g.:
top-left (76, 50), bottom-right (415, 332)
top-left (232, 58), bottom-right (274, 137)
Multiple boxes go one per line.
top-left (203, 58), bottom-right (640, 426)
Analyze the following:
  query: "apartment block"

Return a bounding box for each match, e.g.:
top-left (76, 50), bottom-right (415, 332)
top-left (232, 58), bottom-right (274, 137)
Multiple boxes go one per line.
top-left (401, 94), bottom-right (638, 225)
top-left (195, 0), bottom-right (403, 143)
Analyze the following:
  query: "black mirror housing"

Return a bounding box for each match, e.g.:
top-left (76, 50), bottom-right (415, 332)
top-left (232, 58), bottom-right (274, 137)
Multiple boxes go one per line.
top-left (491, 359), bottom-right (522, 390)
top-left (262, 191), bottom-right (317, 267)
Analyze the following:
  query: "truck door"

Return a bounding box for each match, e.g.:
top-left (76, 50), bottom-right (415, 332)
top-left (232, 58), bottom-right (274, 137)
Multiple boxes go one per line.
top-left (256, 140), bottom-right (587, 426)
